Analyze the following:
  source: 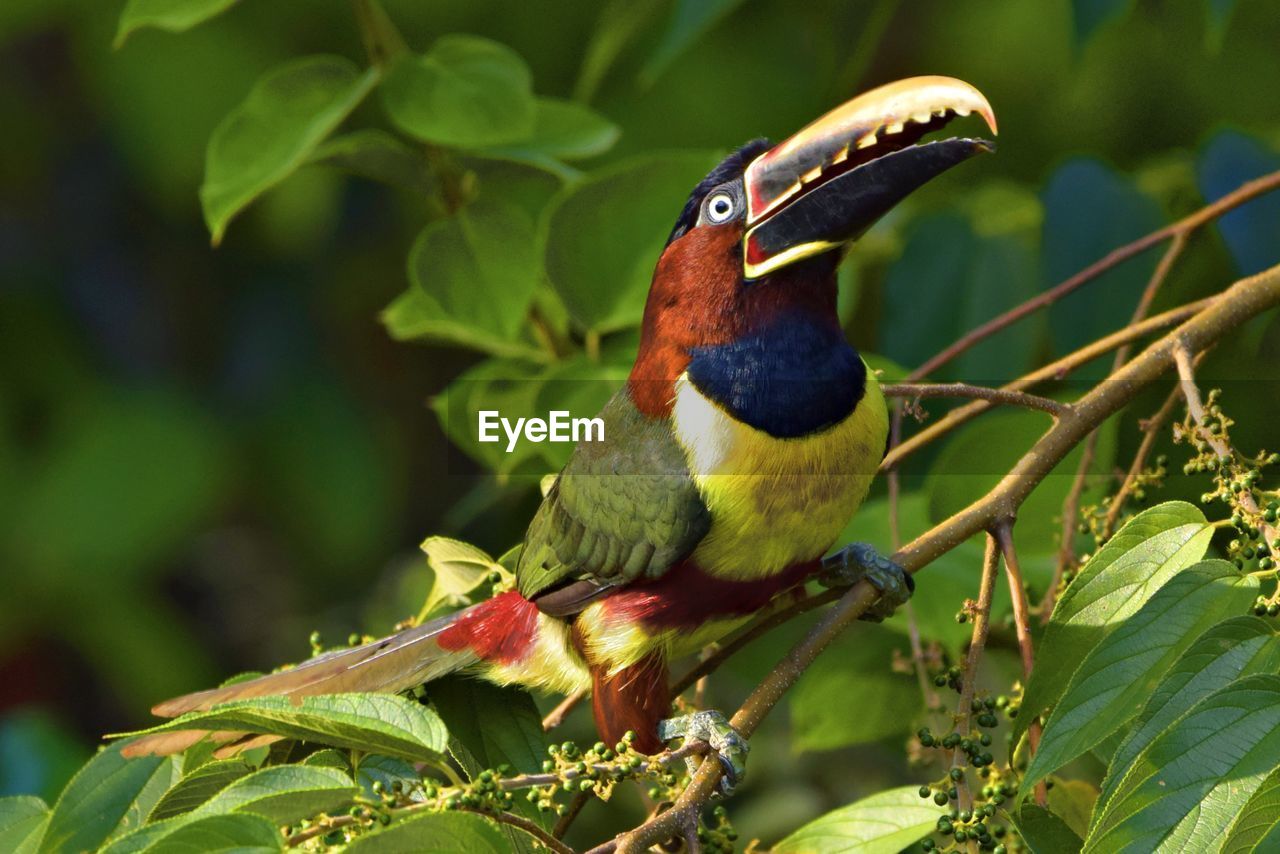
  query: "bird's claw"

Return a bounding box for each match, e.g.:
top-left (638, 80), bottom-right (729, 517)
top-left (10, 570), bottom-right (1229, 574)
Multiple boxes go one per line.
top-left (657, 710), bottom-right (748, 796)
top-left (820, 542), bottom-right (914, 622)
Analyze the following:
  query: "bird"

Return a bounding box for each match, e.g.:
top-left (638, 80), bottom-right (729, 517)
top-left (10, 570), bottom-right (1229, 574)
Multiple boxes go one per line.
top-left (122, 76), bottom-right (997, 787)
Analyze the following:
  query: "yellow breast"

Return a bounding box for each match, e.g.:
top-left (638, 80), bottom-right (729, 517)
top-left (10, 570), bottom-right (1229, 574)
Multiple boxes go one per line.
top-left (670, 368), bottom-right (887, 580)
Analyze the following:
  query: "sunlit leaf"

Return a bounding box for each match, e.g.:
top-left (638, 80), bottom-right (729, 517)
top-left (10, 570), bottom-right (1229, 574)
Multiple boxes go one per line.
top-left (147, 759), bottom-right (253, 822)
top-left (392, 200), bottom-right (541, 351)
top-left (1022, 561), bottom-right (1257, 796)
top-left (380, 35), bottom-right (534, 148)
top-left (772, 785), bottom-right (945, 853)
top-left (418, 537), bottom-right (500, 618)
top-left (0, 796), bottom-right (49, 854)
top-left (1223, 764), bottom-right (1280, 853)
top-left (344, 810), bottom-right (508, 852)
top-left (201, 56), bottom-right (377, 244)
top-left (105, 813), bottom-right (282, 854)
top-left (543, 151), bottom-right (721, 332)
top-left (1084, 675), bottom-right (1280, 851)
top-left (1014, 502), bottom-right (1213, 750)
top-left (1098, 616), bottom-right (1280, 811)
top-left (192, 765), bottom-right (355, 824)
top-left (115, 0), bottom-right (242, 47)
top-left (38, 743), bottom-right (179, 853)
top-left (116, 694), bottom-right (449, 764)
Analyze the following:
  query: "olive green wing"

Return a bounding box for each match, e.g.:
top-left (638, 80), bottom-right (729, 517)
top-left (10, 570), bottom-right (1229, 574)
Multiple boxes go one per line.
top-left (516, 390), bottom-right (710, 610)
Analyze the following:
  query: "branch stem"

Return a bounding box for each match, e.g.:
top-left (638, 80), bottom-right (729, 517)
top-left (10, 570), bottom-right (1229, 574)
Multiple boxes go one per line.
top-left (884, 383), bottom-right (1068, 416)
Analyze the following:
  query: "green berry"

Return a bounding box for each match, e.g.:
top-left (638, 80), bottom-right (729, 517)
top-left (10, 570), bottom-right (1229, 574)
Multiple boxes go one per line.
top-left (934, 791), bottom-right (948, 806)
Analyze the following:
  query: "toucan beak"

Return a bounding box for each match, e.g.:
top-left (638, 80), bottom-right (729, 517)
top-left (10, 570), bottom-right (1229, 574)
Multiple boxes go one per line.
top-left (741, 76), bottom-right (997, 278)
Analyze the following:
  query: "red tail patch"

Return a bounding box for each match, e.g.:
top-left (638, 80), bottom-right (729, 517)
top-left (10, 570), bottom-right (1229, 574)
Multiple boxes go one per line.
top-left (437, 591), bottom-right (538, 665)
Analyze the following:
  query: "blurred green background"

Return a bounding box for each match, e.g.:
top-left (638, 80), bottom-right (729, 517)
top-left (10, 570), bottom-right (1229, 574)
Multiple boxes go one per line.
top-left (2, 0), bottom-right (1279, 844)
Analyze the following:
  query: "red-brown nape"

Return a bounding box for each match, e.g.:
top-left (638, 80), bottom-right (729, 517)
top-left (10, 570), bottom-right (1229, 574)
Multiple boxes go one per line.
top-left (627, 222), bottom-right (842, 418)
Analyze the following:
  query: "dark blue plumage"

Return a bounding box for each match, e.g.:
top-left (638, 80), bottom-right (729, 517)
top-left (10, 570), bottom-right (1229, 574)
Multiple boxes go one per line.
top-left (686, 311), bottom-right (866, 438)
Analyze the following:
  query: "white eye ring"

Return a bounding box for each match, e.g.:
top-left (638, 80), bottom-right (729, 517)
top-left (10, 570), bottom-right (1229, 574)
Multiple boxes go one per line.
top-left (705, 192), bottom-right (736, 224)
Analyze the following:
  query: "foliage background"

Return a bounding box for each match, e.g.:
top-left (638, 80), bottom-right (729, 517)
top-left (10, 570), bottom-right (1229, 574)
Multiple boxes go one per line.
top-left (2, 0), bottom-right (1279, 847)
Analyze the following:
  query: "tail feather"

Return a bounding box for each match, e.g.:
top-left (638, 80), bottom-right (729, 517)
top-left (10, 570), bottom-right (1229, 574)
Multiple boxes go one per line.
top-left (121, 610), bottom-right (477, 757)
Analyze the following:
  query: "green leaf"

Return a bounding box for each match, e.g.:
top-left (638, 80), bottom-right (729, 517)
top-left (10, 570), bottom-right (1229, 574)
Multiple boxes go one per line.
top-left (531, 355), bottom-right (630, 469)
top-left (147, 759), bottom-right (253, 822)
top-left (115, 0), bottom-right (242, 47)
top-left (201, 56), bottom-right (378, 245)
top-left (790, 624), bottom-right (921, 750)
top-left (1098, 616), bottom-right (1280, 811)
top-left (1084, 675), bottom-right (1280, 852)
top-left (1021, 561), bottom-right (1257, 796)
top-left (388, 200), bottom-right (542, 354)
top-left (543, 151), bottom-right (721, 332)
top-left (882, 216), bottom-right (1041, 383)
top-left (116, 694), bottom-right (449, 764)
top-left (1041, 159), bottom-right (1163, 367)
top-left (38, 743), bottom-right (179, 853)
top-left (192, 765), bottom-right (355, 824)
top-left (1013, 803), bottom-right (1083, 854)
top-left (640, 0), bottom-right (747, 85)
top-left (1223, 764), bottom-right (1280, 853)
top-left (573, 0), bottom-right (667, 101)
top-left (345, 810), bottom-right (508, 852)
top-left (429, 677), bottom-right (548, 773)
top-left (1197, 130), bottom-right (1280, 276)
top-left (430, 358), bottom-right (550, 476)
top-left (480, 97), bottom-right (619, 168)
top-left (772, 785), bottom-right (945, 853)
top-left (418, 537), bottom-right (500, 619)
top-left (107, 813), bottom-right (283, 854)
top-left (309, 129), bottom-right (437, 196)
top-left (0, 796), bottom-right (49, 854)
top-left (1014, 501), bottom-right (1213, 749)
top-left (355, 755), bottom-right (421, 800)
top-left (380, 35), bottom-right (534, 148)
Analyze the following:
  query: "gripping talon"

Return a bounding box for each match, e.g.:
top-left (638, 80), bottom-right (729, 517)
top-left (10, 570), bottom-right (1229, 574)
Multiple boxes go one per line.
top-left (820, 542), bottom-right (914, 622)
top-left (657, 710), bottom-right (748, 795)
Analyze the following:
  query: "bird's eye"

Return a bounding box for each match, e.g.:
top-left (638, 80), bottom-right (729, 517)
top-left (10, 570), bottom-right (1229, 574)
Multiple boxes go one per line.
top-left (705, 192), bottom-right (736, 224)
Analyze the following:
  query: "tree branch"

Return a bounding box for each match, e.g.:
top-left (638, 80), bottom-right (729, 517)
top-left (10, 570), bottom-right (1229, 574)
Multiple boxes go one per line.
top-left (595, 262), bottom-right (1280, 854)
top-left (882, 298), bottom-right (1212, 471)
top-left (993, 520), bottom-right (1045, 806)
top-left (883, 383), bottom-right (1068, 416)
top-left (953, 533), bottom-right (1000, 829)
top-left (905, 170), bottom-right (1280, 382)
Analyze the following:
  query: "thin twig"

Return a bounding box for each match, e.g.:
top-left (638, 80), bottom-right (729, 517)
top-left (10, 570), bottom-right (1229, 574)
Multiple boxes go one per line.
top-left (993, 520), bottom-right (1045, 806)
top-left (906, 171), bottom-right (1280, 382)
top-left (554, 792), bottom-right (590, 840)
top-left (1100, 383), bottom-right (1184, 541)
top-left (953, 533), bottom-right (1000, 832)
top-left (543, 690), bottom-right (586, 731)
top-left (882, 298), bottom-right (1212, 471)
top-left (1173, 344), bottom-right (1280, 548)
top-left (1047, 234), bottom-right (1189, 605)
top-left (468, 808), bottom-right (577, 854)
top-left (883, 383), bottom-right (1068, 416)
top-left (889, 404), bottom-right (941, 714)
top-left (594, 263), bottom-right (1280, 854)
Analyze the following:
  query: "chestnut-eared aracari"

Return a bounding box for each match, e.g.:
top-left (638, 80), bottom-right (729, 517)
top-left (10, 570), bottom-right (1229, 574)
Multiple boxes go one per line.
top-left (124, 76), bottom-right (997, 787)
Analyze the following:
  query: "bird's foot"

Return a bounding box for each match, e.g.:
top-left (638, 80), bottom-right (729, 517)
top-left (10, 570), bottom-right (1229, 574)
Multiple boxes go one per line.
top-left (657, 710), bottom-right (748, 796)
top-left (820, 542), bottom-right (914, 622)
